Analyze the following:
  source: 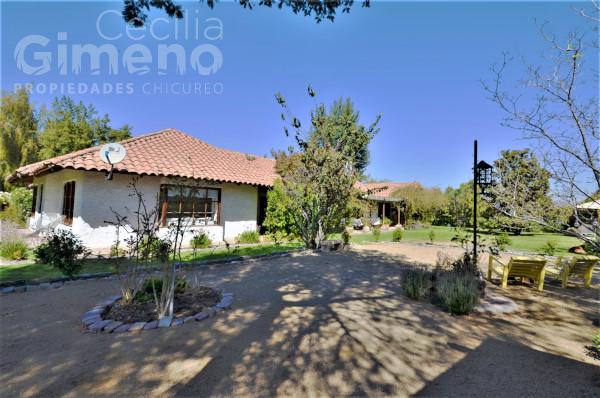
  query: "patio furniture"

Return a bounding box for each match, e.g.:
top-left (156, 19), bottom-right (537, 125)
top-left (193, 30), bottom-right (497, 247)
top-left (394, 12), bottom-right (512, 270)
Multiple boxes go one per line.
top-left (487, 255), bottom-right (548, 291)
top-left (546, 256), bottom-right (599, 288)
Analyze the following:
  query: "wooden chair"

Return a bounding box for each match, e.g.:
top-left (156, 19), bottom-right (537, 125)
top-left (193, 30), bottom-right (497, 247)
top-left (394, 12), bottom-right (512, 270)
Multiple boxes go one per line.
top-left (547, 256), bottom-right (599, 288)
top-left (487, 255), bottom-right (548, 291)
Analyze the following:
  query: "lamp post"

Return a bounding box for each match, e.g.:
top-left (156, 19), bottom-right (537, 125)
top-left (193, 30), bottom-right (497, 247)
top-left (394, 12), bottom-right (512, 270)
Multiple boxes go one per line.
top-left (473, 140), bottom-right (493, 265)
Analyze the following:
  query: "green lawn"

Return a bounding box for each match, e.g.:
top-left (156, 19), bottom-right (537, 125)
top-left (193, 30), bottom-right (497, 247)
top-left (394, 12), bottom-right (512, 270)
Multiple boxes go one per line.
top-left (0, 242), bottom-right (302, 284)
top-left (346, 225), bottom-right (584, 256)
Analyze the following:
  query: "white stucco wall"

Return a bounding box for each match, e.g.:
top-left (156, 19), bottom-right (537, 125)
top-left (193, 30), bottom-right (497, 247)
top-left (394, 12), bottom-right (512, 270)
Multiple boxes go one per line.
top-left (29, 170), bottom-right (260, 249)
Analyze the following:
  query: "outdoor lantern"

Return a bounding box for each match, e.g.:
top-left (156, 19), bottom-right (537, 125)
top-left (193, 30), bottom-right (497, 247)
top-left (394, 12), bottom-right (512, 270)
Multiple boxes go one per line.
top-left (475, 160), bottom-right (493, 191)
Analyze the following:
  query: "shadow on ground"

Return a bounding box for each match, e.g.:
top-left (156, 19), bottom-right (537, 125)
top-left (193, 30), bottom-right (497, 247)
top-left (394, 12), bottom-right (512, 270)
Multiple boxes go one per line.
top-left (0, 248), bottom-right (598, 397)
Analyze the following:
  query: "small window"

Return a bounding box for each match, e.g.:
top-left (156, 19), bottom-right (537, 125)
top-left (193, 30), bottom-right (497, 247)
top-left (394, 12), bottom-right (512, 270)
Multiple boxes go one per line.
top-left (159, 185), bottom-right (221, 226)
top-left (62, 181), bottom-right (76, 225)
top-left (31, 186), bottom-right (38, 215)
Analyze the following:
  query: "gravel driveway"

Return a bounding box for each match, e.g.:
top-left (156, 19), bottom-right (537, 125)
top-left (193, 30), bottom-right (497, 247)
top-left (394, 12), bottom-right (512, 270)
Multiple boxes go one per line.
top-left (0, 246), bottom-right (598, 397)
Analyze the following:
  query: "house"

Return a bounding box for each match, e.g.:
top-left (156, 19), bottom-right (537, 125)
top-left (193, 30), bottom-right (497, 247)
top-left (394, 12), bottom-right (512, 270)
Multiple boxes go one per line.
top-left (7, 129), bottom-right (276, 249)
top-left (355, 181), bottom-right (421, 226)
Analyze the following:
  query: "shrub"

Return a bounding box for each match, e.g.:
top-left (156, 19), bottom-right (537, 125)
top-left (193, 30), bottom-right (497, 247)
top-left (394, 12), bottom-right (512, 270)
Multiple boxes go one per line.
top-left (494, 232), bottom-right (511, 251)
top-left (392, 229), bottom-right (403, 242)
top-left (382, 217), bottom-right (392, 226)
top-left (594, 332), bottom-right (600, 352)
top-left (0, 238), bottom-right (28, 260)
top-left (436, 273), bottom-right (479, 315)
top-left (341, 229), bottom-right (351, 246)
top-left (428, 229), bottom-right (436, 244)
top-left (191, 231), bottom-right (212, 249)
top-left (33, 230), bottom-right (89, 278)
top-left (237, 230), bottom-right (260, 244)
top-left (1, 188), bottom-right (33, 226)
top-left (138, 276), bottom-right (187, 301)
top-left (540, 240), bottom-right (557, 256)
top-left (402, 268), bottom-right (431, 300)
top-left (450, 229), bottom-right (470, 248)
top-left (372, 226), bottom-right (381, 242)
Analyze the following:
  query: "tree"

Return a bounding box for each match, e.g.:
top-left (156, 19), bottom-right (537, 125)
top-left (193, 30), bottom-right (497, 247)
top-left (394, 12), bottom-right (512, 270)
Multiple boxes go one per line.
top-left (122, 0), bottom-right (371, 27)
top-left (484, 4), bottom-right (599, 250)
top-left (392, 185), bottom-right (447, 225)
top-left (486, 150), bottom-right (552, 235)
top-left (38, 96), bottom-right (132, 160)
top-left (273, 88), bottom-right (380, 249)
top-left (263, 179), bottom-right (297, 243)
top-left (0, 89), bottom-right (38, 190)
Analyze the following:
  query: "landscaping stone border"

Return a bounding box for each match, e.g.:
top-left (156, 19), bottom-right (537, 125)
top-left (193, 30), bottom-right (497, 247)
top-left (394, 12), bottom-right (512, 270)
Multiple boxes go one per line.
top-left (0, 248), bottom-right (305, 293)
top-left (82, 291), bottom-right (234, 334)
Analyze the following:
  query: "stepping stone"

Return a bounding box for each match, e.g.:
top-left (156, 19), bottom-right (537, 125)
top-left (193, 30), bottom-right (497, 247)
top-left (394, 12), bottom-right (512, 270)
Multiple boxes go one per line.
top-left (212, 306), bottom-right (223, 314)
top-left (158, 316), bottom-right (172, 328)
top-left (207, 308), bottom-right (216, 317)
top-left (89, 319), bottom-right (111, 332)
top-left (172, 318), bottom-right (184, 327)
top-left (194, 311), bottom-right (209, 321)
top-left (114, 323), bottom-right (132, 333)
top-left (83, 309), bottom-right (104, 318)
top-left (129, 322), bottom-right (147, 332)
top-left (143, 320), bottom-right (158, 330)
top-left (14, 286), bottom-right (26, 293)
top-left (103, 321), bottom-right (123, 333)
top-left (1, 287), bottom-right (15, 294)
top-left (222, 292), bottom-right (234, 297)
top-left (82, 316), bottom-right (102, 326)
top-left (51, 282), bottom-right (63, 288)
top-left (216, 297), bottom-right (233, 309)
top-left (183, 316), bottom-right (195, 323)
top-left (109, 295), bottom-right (122, 302)
top-left (39, 283), bottom-right (51, 289)
top-left (26, 285), bottom-right (39, 291)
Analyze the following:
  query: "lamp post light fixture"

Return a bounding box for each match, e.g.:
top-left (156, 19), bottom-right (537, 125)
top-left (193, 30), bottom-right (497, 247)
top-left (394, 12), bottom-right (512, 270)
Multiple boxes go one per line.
top-left (473, 140), bottom-right (493, 267)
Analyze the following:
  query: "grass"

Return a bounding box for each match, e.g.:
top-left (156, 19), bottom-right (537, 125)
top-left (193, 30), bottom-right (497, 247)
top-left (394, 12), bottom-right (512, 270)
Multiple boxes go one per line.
top-left (342, 226), bottom-right (584, 256)
top-left (0, 242), bottom-right (302, 284)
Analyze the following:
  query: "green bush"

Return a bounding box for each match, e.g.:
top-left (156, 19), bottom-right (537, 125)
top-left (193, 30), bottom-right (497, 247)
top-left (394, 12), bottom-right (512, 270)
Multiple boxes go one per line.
top-left (372, 226), bottom-right (381, 242)
top-left (382, 217), bottom-right (392, 226)
top-left (428, 229), bottom-right (436, 244)
top-left (0, 239), bottom-right (28, 260)
top-left (392, 229), bottom-right (403, 242)
top-left (191, 231), bottom-right (212, 249)
top-left (341, 229), bottom-right (351, 246)
top-left (540, 240), bottom-right (557, 256)
top-left (136, 276), bottom-right (187, 302)
top-left (594, 332), bottom-right (600, 352)
top-left (33, 230), bottom-right (89, 278)
top-left (237, 230), bottom-right (260, 244)
top-left (402, 268), bottom-right (431, 300)
top-left (1, 188), bottom-right (33, 226)
top-left (494, 232), bottom-right (511, 250)
top-left (436, 273), bottom-right (480, 315)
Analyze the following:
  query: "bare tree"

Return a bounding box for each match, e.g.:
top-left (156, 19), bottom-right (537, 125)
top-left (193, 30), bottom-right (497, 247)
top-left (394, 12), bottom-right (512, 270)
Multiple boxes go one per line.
top-left (483, 4), bottom-right (599, 251)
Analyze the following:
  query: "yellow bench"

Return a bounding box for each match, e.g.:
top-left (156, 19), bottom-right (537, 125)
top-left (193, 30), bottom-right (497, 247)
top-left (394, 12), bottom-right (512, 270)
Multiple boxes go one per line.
top-left (547, 256), bottom-right (599, 288)
top-left (488, 255), bottom-right (547, 291)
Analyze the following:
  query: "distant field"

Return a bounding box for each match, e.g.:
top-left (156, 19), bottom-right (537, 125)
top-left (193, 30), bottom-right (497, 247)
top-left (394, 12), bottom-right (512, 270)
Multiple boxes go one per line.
top-left (345, 225), bottom-right (584, 256)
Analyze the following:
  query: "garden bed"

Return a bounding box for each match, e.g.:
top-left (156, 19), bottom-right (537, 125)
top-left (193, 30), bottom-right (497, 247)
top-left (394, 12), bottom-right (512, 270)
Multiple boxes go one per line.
top-left (106, 286), bottom-right (221, 323)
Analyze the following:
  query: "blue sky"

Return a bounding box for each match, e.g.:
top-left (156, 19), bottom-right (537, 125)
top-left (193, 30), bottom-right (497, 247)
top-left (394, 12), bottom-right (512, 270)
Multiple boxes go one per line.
top-left (0, 1), bottom-right (594, 188)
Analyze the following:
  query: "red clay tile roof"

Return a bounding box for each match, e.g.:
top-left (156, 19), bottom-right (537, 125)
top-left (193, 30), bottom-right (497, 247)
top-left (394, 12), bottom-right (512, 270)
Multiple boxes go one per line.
top-left (8, 129), bottom-right (277, 186)
top-left (355, 181), bottom-right (421, 200)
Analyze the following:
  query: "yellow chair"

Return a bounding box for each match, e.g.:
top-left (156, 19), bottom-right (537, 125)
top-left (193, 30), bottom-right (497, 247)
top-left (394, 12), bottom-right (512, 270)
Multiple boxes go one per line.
top-left (548, 256), bottom-right (599, 288)
top-left (488, 255), bottom-right (547, 291)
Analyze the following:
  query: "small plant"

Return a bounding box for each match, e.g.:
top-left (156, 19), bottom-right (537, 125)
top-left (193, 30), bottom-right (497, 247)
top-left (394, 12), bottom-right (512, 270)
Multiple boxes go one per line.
top-left (0, 238), bottom-right (28, 260)
top-left (33, 230), bottom-right (89, 278)
top-left (540, 240), bottom-right (557, 256)
top-left (402, 268), bottom-right (431, 300)
top-left (341, 229), bottom-right (351, 246)
top-left (428, 229), bottom-right (436, 244)
top-left (191, 231), bottom-right (212, 249)
top-left (372, 226), bottom-right (381, 242)
top-left (236, 230), bottom-right (260, 244)
top-left (436, 272), bottom-right (479, 315)
top-left (594, 333), bottom-right (600, 352)
top-left (382, 217), bottom-right (392, 226)
top-left (494, 232), bottom-right (511, 251)
top-left (392, 228), bottom-right (403, 242)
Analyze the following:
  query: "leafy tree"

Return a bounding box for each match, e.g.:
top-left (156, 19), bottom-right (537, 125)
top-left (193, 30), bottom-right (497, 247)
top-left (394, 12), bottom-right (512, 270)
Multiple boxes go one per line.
top-left (38, 96), bottom-right (131, 159)
top-left (122, 0), bottom-right (371, 27)
top-left (392, 185), bottom-right (448, 225)
top-left (273, 87), bottom-right (380, 249)
top-left (0, 89), bottom-right (38, 190)
top-left (486, 149), bottom-right (552, 235)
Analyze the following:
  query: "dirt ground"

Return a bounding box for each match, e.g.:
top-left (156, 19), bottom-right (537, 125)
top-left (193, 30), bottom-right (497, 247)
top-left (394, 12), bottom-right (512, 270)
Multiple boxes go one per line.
top-left (0, 243), bottom-right (598, 397)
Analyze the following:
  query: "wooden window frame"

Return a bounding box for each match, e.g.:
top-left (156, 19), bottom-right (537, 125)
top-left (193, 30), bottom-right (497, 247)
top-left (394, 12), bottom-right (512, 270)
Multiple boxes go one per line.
top-left (62, 181), bottom-right (76, 225)
top-left (159, 185), bottom-right (221, 227)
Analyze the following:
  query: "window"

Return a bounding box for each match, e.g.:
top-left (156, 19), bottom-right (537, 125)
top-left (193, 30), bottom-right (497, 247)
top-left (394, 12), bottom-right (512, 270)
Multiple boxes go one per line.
top-left (62, 181), bottom-right (76, 225)
top-left (159, 185), bottom-right (220, 226)
top-left (31, 185), bottom-right (44, 214)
